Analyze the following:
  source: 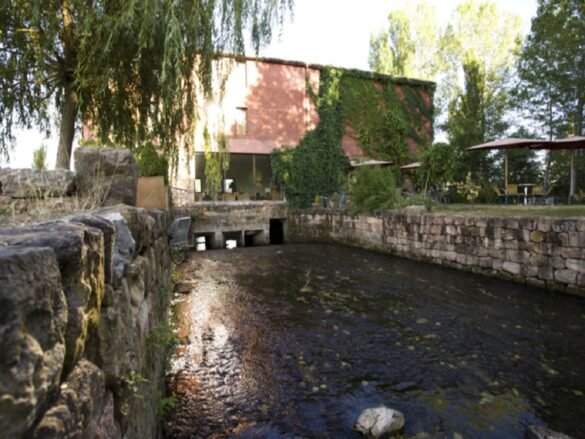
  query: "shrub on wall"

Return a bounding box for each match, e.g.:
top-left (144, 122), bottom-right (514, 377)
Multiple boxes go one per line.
top-left (135, 141), bottom-right (169, 184)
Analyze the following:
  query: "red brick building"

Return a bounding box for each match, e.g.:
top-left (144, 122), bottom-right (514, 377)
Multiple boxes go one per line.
top-left (172, 57), bottom-right (434, 203)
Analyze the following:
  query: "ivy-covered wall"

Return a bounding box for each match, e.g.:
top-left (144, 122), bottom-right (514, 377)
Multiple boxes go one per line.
top-left (272, 64), bottom-right (435, 208)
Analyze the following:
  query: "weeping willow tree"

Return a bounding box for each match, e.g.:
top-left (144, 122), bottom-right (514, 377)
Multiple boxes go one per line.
top-left (0, 0), bottom-right (292, 169)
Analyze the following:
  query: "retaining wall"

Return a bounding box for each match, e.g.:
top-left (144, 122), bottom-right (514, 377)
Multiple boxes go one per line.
top-left (288, 209), bottom-right (585, 297)
top-left (0, 205), bottom-right (172, 438)
top-left (176, 201), bottom-right (288, 248)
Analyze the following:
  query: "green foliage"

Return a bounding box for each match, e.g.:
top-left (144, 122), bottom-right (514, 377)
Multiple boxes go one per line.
top-left (415, 142), bottom-right (457, 190)
top-left (339, 75), bottom-right (412, 161)
top-left (349, 166), bottom-right (404, 214)
top-left (404, 193), bottom-right (437, 211)
top-left (147, 321), bottom-right (179, 354)
top-left (32, 145), bottom-right (47, 171)
top-left (135, 142), bottom-right (169, 184)
top-left (453, 173), bottom-right (481, 203)
top-left (271, 67), bottom-right (432, 208)
top-left (446, 61), bottom-right (500, 183)
top-left (370, 1), bottom-right (521, 134)
top-left (171, 270), bottom-right (180, 285)
top-left (156, 391), bottom-right (177, 419)
top-left (0, 0), bottom-right (292, 167)
top-left (171, 246), bottom-right (185, 265)
top-left (517, 0), bottom-right (585, 138)
top-left (369, 3), bottom-right (442, 81)
top-left (271, 68), bottom-right (349, 208)
top-left (119, 370), bottom-right (149, 416)
top-left (203, 127), bottom-right (229, 200)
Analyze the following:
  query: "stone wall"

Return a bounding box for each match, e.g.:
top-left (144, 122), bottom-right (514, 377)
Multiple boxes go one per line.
top-left (0, 148), bottom-right (139, 218)
top-left (0, 205), bottom-right (173, 438)
top-left (288, 209), bottom-right (585, 297)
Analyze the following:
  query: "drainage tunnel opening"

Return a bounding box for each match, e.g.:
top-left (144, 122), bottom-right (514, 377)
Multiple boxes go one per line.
top-left (270, 219), bottom-right (284, 244)
top-left (245, 233), bottom-right (255, 247)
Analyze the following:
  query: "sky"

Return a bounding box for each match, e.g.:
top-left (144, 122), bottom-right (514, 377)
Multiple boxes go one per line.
top-left (2, 0), bottom-right (538, 170)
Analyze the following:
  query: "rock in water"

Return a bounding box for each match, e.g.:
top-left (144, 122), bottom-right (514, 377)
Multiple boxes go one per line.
top-left (525, 425), bottom-right (574, 439)
top-left (354, 406), bottom-right (405, 438)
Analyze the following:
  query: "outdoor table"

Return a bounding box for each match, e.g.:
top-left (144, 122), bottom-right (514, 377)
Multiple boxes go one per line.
top-left (518, 183), bottom-right (535, 205)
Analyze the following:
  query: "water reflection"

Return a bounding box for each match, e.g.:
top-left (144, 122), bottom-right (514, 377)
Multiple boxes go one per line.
top-left (165, 244), bottom-right (585, 438)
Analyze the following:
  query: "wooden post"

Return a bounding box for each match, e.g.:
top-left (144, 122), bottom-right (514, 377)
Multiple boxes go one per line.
top-left (252, 154), bottom-right (256, 198)
top-left (504, 149), bottom-right (509, 204)
top-left (569, 149), bottom-right (576, 204)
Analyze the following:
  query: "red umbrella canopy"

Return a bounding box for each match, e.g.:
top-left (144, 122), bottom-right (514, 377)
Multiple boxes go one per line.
top-left (465, 138), bottom-right (551, 151)
top-left (541, 136), bottom-right (585, 150)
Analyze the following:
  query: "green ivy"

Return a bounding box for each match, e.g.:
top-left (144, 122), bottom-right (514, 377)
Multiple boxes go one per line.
top-left (271, 67), bottom-right (433, 208)
top-left (271, 67), bottom-right (349, 208)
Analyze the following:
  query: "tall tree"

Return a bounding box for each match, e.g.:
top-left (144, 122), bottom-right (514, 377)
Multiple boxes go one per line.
top-left (517, 0), bottom-right (585, 196)
top-left (368, 2), bottom-right (442, 81)
top-left (518, 0), bottom-right (585, 138)
top-left (446, 60), bottom-right (499, 182)
top-left (369, 1), bottom-right (521, 136)
top-left (0, 0), bottom-right (292, 169)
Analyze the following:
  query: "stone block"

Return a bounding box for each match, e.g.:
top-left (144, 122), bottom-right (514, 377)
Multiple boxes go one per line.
top-left (530, 230), bottom-right (545, 243)
top-left (518, 218), bottom-right (536, 230)
top-left (66, 213), bottom-right (116, 286)
top-left (537, 266), bottom-right (554, 281)
top-left (505, 217), bottom-right (519, 229)
top-left (0, 168), bottom-right (75, 198)
top-left (0, 247), bottom-right (67, 438)
top-left (566, 258), bottom-right (585, 274)
top-left (567, 231), bottom-right (585, 247)
top-left (502, 261), bottom-right (521, 275)
top-left (551, 257), bottom-right (566, 269)
top-left (0, 222), bottom-right (105, 372)
top-left (554, 269), bottom-right (577, 285)
top-left (478, 257), bottom-right (492, 268)
top-left (552, 219), bottom-right (577, 233)
top-left (33, 360), bottom-right (106, 439)
top-left (561, 247), bottom-right (585, 259)
top-left (95, 205), bottom-right (155, 255)
top-left (74, 147), bottom-right (139, 206)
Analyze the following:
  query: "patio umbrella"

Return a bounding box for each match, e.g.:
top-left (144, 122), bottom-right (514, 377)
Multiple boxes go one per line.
top-left (532, 136), bottom-right (585, 202)
top-left (400, 161), bottom-right (422, 169)
top-left (465, 138), bottom-right (551, 193)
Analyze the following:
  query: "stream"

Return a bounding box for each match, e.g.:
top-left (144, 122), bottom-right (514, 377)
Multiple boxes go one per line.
top-left (165, 243), bottom-right (585, 438)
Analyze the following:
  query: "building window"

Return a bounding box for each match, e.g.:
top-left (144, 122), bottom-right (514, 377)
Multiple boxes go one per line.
top-left (235, 107), bottom-right (247, 136)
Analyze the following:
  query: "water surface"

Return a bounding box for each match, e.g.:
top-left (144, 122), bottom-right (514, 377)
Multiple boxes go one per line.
top-left (165, 244), bottom-right (585, 438)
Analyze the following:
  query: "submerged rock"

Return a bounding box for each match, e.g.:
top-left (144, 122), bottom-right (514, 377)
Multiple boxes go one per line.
top-left (354, 406), bottom-right (405, 438)
top-left (525, 425), bottom-right (574, 439)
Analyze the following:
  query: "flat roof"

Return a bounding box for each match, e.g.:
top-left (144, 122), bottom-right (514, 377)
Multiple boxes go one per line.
top-left (217, 54), bottom-right (436, 90)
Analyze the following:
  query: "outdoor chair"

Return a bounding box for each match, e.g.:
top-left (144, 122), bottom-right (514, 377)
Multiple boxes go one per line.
top-left (506, 184), bottom-right (519, 204)
top-left (531, 185), bottom-right (554, 205)
top-left (493, 186), bottom-right (507, 203)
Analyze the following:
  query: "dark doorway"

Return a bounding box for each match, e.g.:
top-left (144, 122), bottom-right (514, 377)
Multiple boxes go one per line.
top-left (270, 219), bottom-right (284, 244)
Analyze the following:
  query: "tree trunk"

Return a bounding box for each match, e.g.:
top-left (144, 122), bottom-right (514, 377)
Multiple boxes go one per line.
top-left (55, 0), bottom-right (77, 170)
top-left (55, 82), bottom-right (78, 169)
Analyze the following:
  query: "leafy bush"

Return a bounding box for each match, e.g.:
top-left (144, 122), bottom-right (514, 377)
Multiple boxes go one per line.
top-left (32, 145), bottom-right (47, 170)
top-left (415, 142), bottom-right (457, 191)
top-left (135, 141), bottom-right (169, 184)
top-left (453, 172), bottom-right (481, 203)
top-left (349, 166), bottom-right (404, 214)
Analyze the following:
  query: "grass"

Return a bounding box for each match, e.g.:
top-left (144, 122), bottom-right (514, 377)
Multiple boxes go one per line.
top-left (433, 203), bottom-right (585, 218)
